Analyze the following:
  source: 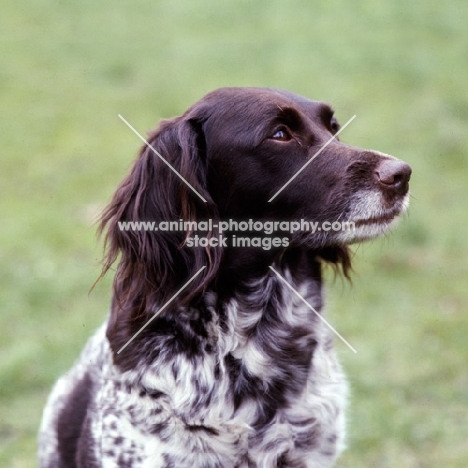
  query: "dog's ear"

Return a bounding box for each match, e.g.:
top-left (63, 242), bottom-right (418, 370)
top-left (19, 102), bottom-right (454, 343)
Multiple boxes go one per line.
top-left (99, 115), bottom-right (222, 317)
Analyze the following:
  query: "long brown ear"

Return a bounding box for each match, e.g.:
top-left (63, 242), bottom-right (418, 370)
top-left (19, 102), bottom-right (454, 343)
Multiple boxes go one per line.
top-left (98, 116), bottom-right (222, 318)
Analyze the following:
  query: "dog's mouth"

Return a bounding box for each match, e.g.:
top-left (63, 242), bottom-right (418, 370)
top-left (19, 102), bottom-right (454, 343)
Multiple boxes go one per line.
top-left (354, 211), bottom-right (397, 226)
top-left (352, 194), bottom-right (410, 228)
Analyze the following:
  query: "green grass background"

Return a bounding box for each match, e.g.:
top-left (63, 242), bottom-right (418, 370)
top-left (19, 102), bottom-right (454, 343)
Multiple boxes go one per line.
top-left (2, 0), bottom-right (468, 466)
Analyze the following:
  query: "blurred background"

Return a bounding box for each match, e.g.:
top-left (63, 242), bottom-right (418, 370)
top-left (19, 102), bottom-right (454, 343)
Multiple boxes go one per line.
top-left (1, 0), bottom-right (468, 466)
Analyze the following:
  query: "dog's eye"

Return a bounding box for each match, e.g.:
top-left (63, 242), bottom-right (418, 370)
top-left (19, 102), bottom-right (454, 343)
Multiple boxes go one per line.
top-left (271, 128), bottom-right (291, 142)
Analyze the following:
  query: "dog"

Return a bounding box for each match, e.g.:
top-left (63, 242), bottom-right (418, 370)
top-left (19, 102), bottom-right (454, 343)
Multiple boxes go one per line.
top-left (38, 87), bottom-right (411, 468)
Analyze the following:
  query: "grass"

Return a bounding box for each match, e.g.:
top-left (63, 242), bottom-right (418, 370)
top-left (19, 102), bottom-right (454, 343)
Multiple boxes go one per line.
top-left (1, 0), bottom-right (468, 466)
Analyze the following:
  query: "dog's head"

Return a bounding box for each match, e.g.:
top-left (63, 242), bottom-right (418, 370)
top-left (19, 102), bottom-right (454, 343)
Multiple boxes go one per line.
top-left (100, 87), bottom-right (411, 313)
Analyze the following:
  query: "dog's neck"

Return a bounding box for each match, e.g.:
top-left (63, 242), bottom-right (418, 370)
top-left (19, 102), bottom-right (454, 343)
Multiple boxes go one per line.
top-left (107, 247), bottom-right (325, 373)
top-left (215, 246), bottom-right (322, 300)
top-left (206, 248), bottom-right (325, 421)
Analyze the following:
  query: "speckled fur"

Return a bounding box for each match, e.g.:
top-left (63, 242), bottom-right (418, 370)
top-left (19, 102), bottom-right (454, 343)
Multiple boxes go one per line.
top-left (39, 263), bottom-right (347, 468)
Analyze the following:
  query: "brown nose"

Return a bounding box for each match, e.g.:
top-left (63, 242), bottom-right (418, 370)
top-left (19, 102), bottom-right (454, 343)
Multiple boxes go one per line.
top-left (375, 159), bottom-right (412, 196)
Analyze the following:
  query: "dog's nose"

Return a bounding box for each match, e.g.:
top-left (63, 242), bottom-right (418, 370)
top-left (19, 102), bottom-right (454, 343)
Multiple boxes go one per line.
top-left (374, 159), bottom-right (412, 196)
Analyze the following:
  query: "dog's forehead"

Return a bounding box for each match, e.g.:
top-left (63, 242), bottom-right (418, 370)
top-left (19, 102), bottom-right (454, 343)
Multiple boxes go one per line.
top-left (194, 87), bottom-right (331, 122)
top-left (237, 87), bottom-right (321, 105)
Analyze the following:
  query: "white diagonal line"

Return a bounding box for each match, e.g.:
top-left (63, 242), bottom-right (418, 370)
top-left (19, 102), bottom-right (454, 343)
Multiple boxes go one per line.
top-left (268, 115), bottom-right (356, 202)
top-left (268, 266), bottom-right (357, 353)
top-left (118, 114), bottom-right (207, 203)
top-left (117, 266), bottom-right (207, 354)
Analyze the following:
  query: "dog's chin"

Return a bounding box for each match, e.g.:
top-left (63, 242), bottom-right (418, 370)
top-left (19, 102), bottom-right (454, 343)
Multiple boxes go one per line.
top-left (293, 216), bottom-right (397, 249)
top-left (333, 193), bottom-right (410, 245)
top-left (340, 216), bottom-right (400, 244)
top-left (341, 209), bottom-right (409, 245)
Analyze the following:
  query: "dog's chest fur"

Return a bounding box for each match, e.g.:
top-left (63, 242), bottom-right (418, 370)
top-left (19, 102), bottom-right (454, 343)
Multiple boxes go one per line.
top-left (48, 269), bottom-right (347, 468)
